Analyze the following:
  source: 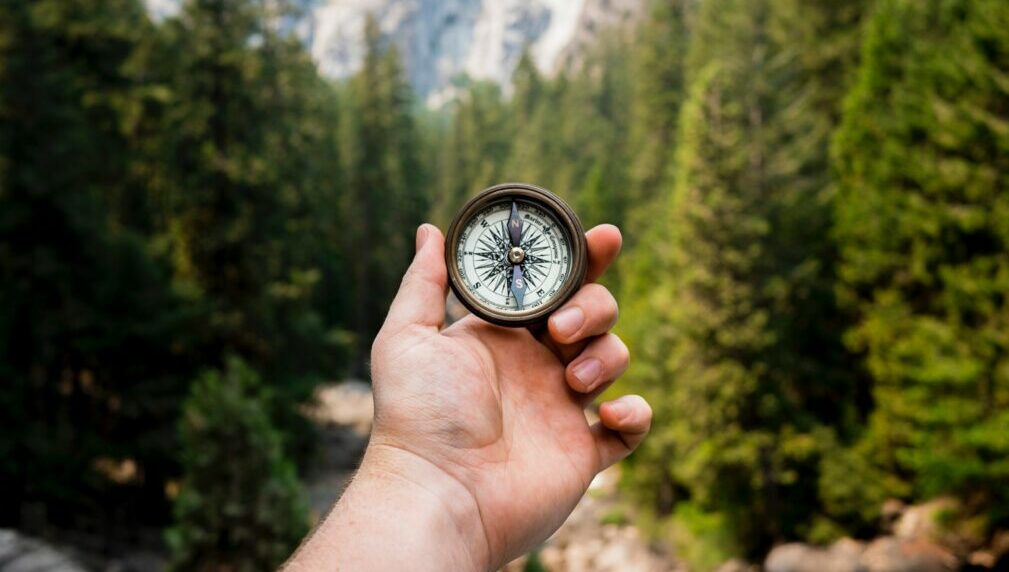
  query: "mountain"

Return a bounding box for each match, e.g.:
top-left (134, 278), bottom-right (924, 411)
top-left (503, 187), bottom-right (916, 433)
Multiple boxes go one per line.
top-left (307, 0), bottom-right (643, 105)
top-left (145, 0), bottom-right (644, 105)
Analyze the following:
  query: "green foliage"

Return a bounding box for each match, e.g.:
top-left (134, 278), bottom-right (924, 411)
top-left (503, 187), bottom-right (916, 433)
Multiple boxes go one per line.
top-left (0, 0), bottom-right (421, 551)
top-left (667, 502), bottom-right (738, 571)
top-left (430, 81), bottom-right (512, 227)
top-left (599, 506), bottom-right (631, 526)
top-left (523, 550), bottom-right (548, 572)
top-left (6, 0), bottom-right (1009, 563)
top-left (625, 0), bottom-right (692, 220)
top-left (620, 0), bottom-right (869, 558)
top-left (833, 0), bottom-right (1009, 521)
top-left (166, 357), bottom-right (308, 571)
top-left (158, 0), bottom-right (340, 381)
top-left (0, 0), bottom-right (195, 528)
top-left (341, 17), bottom-right (427, 365)
top-left (816, 432), bottom-right (907, 535)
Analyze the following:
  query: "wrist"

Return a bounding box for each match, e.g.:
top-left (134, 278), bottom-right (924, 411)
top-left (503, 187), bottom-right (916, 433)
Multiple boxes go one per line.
top-left (288, 438), bottom-right (491, 571)
top-left (361, 440), bottom-right (491, 570)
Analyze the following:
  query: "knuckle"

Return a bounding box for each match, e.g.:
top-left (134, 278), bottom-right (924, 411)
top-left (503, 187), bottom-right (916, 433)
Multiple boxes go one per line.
top-left (582, 282), bottom-right (609, 300)
top-left (612, 334), bottom-right (631, 367)
top-left (630, 395), bottom-right (652, 419)
top-left (579, 284), bottom-right (619, 328)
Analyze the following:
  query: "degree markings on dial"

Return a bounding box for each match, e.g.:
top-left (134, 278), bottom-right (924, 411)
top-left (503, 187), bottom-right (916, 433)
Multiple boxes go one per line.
top-left (457, 199), bottom-right (572, 314)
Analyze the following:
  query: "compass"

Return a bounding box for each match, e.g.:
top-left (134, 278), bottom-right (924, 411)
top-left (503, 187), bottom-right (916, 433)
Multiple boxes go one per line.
top-left (445, 183), bottom-right (588, 327)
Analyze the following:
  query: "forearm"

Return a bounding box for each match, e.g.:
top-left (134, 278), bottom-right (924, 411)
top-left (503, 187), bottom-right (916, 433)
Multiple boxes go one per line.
top-left (285, 443), bottom-right (490, 572)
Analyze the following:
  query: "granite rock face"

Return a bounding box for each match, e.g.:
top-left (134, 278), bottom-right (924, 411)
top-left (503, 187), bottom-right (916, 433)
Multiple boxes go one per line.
top-left (555, 0), bottom-right (646, 71)
top-left (306, 0), bottom-right (644, 105)
top-left (144, 0), bottom-right (646, 105)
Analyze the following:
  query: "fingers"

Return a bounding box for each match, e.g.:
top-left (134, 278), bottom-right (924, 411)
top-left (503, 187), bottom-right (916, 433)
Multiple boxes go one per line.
top-left (382, 224), bottom-right (448, 332)
top-left (565, 333), bottom-right (629, 396)
top-left (585, 224), bottom-right (622, 283)
top-left (592, 395), bottom-right (652, 471)
top-left (547, 284), bottom-right (618, 345)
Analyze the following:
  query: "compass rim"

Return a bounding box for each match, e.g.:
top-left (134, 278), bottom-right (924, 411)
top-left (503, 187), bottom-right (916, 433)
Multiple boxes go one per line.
top-left (445, 182), bottom-right (589, 328)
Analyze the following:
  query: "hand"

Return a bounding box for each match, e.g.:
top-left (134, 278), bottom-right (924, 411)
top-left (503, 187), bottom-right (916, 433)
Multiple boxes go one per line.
top-left (287, 223), bottom-right (652, 572)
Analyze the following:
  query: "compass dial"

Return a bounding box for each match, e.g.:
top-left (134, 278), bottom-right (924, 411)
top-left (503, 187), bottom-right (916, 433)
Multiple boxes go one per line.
top-left (445, 183), bottom-right (588, 327)
top-left (455, 200), bottom-right (572, 314)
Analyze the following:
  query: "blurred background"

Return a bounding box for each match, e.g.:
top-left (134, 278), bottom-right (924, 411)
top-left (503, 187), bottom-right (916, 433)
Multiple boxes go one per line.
top-left (2, 0), bottom-right (1007, 570)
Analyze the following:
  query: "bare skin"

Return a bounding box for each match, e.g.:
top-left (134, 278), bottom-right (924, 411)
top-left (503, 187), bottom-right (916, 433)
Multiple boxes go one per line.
top-left (286, 223), bottom-right (652, 572)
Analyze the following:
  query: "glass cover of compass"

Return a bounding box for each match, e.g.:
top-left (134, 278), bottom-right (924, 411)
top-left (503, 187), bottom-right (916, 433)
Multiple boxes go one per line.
top-left (445, 183), bottom-right (588, 327)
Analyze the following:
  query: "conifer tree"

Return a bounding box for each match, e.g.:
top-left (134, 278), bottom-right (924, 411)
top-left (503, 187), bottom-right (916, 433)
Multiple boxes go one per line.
top-left (566, 33), bottom-right (633, 233)
top-left (618, 0), bottom-right (693, 378)
top-left (167, 357), bottom-right (308, 571)
top-left (0, 0), bottom-right (192, 527)
top-left (431, 81), bottom-right (511, 227)
top-left (834, 0), bottom-right (1009, 522)
top-left (159, 0), bottom-right (336, 381)
top-left (342, 16), bottom-right (426, 369)
top-left (504, 51), bottom-right (579, 191)
top-left (621, 0), bottom-right (870, 559)
top-left (625, 0), bottom-right (693, 220)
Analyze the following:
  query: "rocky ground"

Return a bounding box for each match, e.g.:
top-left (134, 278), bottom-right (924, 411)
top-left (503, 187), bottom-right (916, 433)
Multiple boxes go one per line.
top-left (301, 379), bottom-right (374, 521)
top-left (8, 380), bottom-right (1006, 571)
top-left (761, 499), bottom-right (1009, 572)
top-left (0, 530), bottom-right (86, 572)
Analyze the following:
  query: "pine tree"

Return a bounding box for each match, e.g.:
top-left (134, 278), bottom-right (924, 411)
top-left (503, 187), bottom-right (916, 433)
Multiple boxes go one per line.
top-left (431, 81), bottom-right (512, 228)
top-left (834, 0), bottom-right (1009, 523)
top-left (618, 0), bottom-right (693, 393)
top-left (505, 50), bottom-right (568, 188)
top-left (625, 0), bottom-right (693, 221)
top-left (159, 0), bottom-right (337, 382)
top-left (621, 0), bottom-right (870, 559)
top-left (566, 32), bottom-right (633, 233)
top-left (342, 16), bottom-right (426, 371)
top-left (166, 357), bottom-right (308, 571)
top-left (0, 0), bottom-right (193, 529)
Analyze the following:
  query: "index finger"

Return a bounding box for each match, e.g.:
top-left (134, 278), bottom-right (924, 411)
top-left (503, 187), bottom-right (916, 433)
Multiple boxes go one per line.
top-left (585, 224), bottom-right (622, 283)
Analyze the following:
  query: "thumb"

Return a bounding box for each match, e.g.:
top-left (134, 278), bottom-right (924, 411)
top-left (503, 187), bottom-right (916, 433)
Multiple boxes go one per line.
top-left (383, 224), bottom-right (448, 331)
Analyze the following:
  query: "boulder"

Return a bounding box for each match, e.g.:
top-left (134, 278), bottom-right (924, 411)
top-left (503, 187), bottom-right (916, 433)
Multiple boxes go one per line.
top-left (764, 538), bottom-right (864, 572)
top-left (0, 529), bottom-right (86, 572)
top-left (715, 558), bottom-right (758, 572)
top-left (860, 537), bottom-right (958, 572)
top-left (894, 498), bottom-right (959, 542)
top-left (894, 497), bottom-right (988, 557)
top-left (882, 498), bottom-right (908, 532)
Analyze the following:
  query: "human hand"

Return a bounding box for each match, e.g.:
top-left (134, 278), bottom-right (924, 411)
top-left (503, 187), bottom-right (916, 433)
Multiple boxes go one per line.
top-left (287, 223), bottom-right (651, 572)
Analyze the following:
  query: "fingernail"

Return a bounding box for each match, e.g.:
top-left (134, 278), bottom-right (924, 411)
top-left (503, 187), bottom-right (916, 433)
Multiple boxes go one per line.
top-left (571, 358), bottom-right (602, 390)
top-left (551, 306), bottom-right (584, 338)
top-left (607, 400), bottom-right (630, 421)
top-left (415, 225), bottom-right (429, 252)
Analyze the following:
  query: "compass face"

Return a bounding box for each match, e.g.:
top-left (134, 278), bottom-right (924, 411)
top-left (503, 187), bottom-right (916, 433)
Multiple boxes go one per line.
top-left (455, 199), bottom-right (573, 315)
top-left (446, 183), bottom-right (588, 327)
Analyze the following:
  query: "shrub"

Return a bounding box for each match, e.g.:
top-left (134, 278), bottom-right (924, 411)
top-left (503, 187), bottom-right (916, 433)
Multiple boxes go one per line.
top-left (166, 357), bottom-right (309, 571)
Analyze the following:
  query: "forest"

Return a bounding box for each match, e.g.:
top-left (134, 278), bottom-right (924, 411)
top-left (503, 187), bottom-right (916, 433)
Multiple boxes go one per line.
top-left (1, 0), bottom-right (1007, 570)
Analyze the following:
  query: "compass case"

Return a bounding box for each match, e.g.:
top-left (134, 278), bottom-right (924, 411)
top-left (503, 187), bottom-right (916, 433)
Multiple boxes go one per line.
top-left (444, 182), bottom-right (589, 327)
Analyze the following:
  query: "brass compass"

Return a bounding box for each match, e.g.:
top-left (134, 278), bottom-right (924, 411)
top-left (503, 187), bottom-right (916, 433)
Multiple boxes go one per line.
top-left (445, 183), bottom-right (588, 327)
